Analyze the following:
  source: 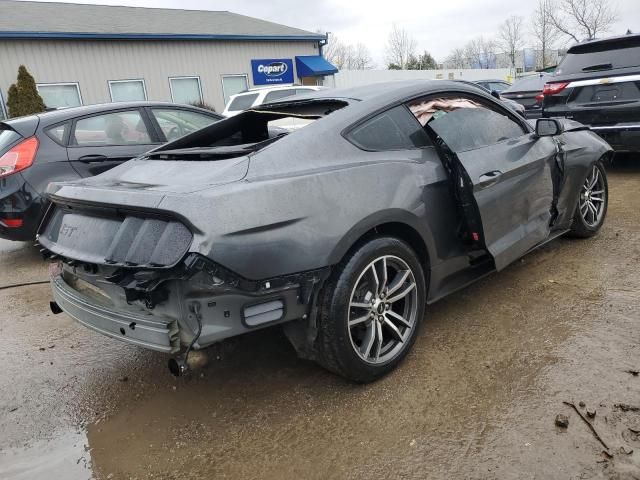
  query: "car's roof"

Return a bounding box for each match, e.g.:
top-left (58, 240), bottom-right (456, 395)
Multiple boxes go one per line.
top-left (12, 101), bottom-right (219, 125)
top-left (284, 80), bottom-right (489, 105)
top-left (567, 32), bottom-right (640, 53)
top-left (475, 79), bottom-right (510, 83)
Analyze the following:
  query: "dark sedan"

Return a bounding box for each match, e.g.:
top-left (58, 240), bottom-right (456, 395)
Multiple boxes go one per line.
top-left (0, 102), bottom-right (221, 240)
top-left (501, 73), bottom-right (550, 119)
top-left (39, 81), bottom-right (611, 382)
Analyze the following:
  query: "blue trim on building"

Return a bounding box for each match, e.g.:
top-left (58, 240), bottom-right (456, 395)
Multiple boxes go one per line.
top-left (0, 31), bottom-right (325, 42)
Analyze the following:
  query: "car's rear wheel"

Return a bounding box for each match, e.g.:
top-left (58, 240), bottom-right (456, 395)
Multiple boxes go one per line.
top-left (315, 237), bottom-right (426, 383)
top-left (569, 161), bottom-right (608, 238)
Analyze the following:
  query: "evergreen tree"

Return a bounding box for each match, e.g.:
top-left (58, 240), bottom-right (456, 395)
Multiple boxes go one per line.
top-left (7, 65), bottom-right (46, 118)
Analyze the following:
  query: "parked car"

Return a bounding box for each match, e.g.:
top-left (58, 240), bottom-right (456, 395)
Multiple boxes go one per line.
top-left (0, 102), bottom-right (221, 241)
top-left (463, 80), bottom-right (525, 115)
top-left (501, 73), bottom-right (550, 119)
top-left (40, 81), bottom-right (611, 383)
top-left (474, 79), bottom-right (512, 94)
top-left (222, 85), bottom-right (323, 117)
top-left (543, 33), bottom-right (640, 152)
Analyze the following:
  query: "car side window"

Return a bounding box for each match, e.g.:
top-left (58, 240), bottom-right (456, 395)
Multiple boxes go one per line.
top-left (408, 96), bottom-right (525, 152)
top-left (46, 122), bottom-right (70, 145)
top-left (72, 110), bottom-right (152, 146)
top-left (347, 105), bottom-right (433, 151)
top-left (151, 109), bottom-right (218, 141)
top-left (263, 89), bottom-right (296, 103)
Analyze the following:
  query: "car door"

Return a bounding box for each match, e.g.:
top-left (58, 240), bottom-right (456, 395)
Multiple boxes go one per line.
top-left (412, 94), bottom-right (559, 270)
top-left (67, 108), bottom-right (160, 177)
top-left (147, 107), bottom-right (221, 142)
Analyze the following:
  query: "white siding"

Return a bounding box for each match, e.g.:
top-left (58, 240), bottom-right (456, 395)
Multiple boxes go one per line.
top-left (0, 39), bottom-right (319, 113)
top-left (327, 68), bottom-right (513, 89)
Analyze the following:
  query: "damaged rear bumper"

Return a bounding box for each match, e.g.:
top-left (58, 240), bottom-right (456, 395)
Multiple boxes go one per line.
top-left (48, 254), bottom-right (328, 353)
top-left (51, 274), bottom-right (180, 353)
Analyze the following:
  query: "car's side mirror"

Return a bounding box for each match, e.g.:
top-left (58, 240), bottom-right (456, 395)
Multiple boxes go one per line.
top-left (536, 118), bottom-right (563, 137)
top-left (490, 90), bottom-right (501, 99)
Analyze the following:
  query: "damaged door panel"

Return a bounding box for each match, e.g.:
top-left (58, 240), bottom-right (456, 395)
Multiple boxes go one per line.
top-left (411, 95), bottom-right (560, 271)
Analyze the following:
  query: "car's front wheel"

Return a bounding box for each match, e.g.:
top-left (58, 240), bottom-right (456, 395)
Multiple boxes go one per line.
top-left (315, 237), bottom-right (426, 383)
top-left (569, 161), bottom-right (608, 238)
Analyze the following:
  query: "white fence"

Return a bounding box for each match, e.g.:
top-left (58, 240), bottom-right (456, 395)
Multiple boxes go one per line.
top-left (326, 68), bottom-right (513, 89)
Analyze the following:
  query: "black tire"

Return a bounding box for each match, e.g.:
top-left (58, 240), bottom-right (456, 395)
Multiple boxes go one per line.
top-left (569, 160), bottom-right (608, 238)
top-left (314, 236), bottom-right (427, 383)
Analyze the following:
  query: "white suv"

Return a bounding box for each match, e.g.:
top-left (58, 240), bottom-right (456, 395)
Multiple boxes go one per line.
top-left (222, 85), bottom-right (323, 117)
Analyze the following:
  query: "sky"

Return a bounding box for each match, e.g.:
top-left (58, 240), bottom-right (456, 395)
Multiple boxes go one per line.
top-left (15, 0), bottom-right (640, 67)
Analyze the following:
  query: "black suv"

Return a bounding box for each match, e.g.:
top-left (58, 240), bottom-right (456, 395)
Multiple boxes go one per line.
top-left (0, 102), bottom-right (221, 241)
top-left (543, 33), bottom-right (640, 152)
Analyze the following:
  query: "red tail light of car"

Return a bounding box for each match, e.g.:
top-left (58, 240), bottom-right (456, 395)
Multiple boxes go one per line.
top-left (543, 82), bottom-right (569, 96)
top-left (0, 136), bottom-right (39, 179)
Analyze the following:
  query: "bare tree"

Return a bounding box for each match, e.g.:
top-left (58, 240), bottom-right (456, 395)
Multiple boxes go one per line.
top-left (547, 0), bottom-right (618, 42)
top-left (385, 24), bottom-right (417, 69)
top-left (445, 48), bottom-right (468, 69)
top-left (322, 33), bottom-right (374, 70)
top-left (348, 43), bottom-right (375, 70)
top-left (497, 16), bottom-right (525, 70)
top-left (464, 36), bottom-right (497, 69)
top-left (531, 0), bottom-right (561, 68)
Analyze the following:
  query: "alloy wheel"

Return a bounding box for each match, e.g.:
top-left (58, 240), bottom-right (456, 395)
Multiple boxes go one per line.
top-left (347, 255), bottom-right (419, 364)
top-left (579, 164), bottom-right (606, 227)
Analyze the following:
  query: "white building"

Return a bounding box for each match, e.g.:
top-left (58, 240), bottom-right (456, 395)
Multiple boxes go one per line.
top-left (0, 0), bottom-right (338, 119)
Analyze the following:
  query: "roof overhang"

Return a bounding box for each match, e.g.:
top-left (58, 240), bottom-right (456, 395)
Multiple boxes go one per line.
top-left (0, 31), bottom-right (325, 42)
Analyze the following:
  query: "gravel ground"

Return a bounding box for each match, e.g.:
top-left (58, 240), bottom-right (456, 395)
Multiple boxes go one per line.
top-left (0, 158), bottom-right (638, 480)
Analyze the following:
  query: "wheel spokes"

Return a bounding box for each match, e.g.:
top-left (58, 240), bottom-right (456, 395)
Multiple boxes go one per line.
top-left (374, 320), bottom-right (383, 361)
top-left (387, 283), bottom-right (416, 304)
top-left (347, 255), bottom-right (419, 364)
top-left (386, 269), bottom-right (410, 296)
top-left (383, 317), bottom-right (404, 343)
top-left (387, 309), bottom-right (412, 328)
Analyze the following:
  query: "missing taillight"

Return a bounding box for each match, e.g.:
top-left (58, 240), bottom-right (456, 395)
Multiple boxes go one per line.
top-left (543, 82), bottom-right (569, 96)
top-left (0, 136), bottom-right (39, 178)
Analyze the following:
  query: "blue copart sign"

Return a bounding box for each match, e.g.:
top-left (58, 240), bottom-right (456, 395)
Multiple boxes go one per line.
top-left (251, 59), bottom-right (294, 85)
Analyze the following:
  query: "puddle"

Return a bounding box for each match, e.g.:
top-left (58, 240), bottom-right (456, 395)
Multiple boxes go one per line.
top-left (0, 428), bottom-right (92, 480)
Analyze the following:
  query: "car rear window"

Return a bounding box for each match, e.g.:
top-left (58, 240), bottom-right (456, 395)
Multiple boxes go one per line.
top-left (263, 89), bottom-right (297, 103)
top-left (504, 74), bottom-right (549, 93)
top-left (0, 126), bottom-right (22, 155)
top-left (556, 38), bottom-right (640, 75)
top-left (228, 93), bottom-right (259, 112)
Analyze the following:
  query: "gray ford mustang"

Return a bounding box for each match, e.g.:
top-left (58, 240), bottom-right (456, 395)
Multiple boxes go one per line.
top-left (39, 81), bottom-right (611, 382)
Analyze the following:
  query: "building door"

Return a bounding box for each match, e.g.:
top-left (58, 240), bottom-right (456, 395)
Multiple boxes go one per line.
top-left (300, 77), bottom-right (319, 86)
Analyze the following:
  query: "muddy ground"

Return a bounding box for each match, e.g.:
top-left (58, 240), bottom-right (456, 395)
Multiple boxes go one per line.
top-left (0, 159), bottom-right (639, 480)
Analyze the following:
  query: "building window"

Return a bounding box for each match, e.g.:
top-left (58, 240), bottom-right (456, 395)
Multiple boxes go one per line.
top-left (109, 79), bottom-right (147, 102)
top-left (169, 77), bottom-right (203, 105)
top-left (36, 83), bottom-right (82, 109)
top-left (221, 75), bottom-right (248, 106)
top-left (0, 89), bottom-right (6, 120)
